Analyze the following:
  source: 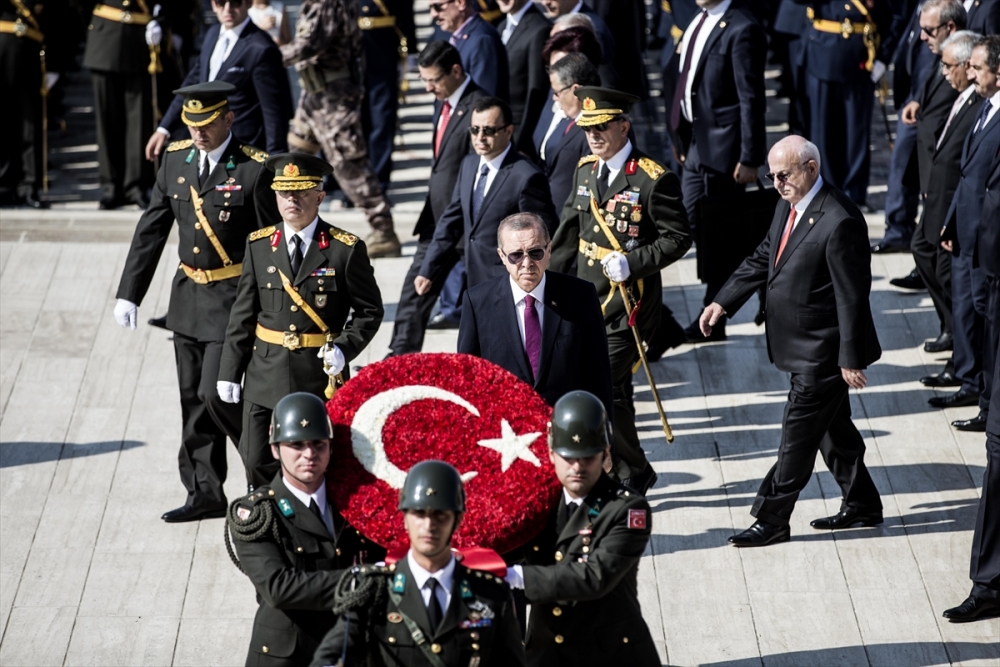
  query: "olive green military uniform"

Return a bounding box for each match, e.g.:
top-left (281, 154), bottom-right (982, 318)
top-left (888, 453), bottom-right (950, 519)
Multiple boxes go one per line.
top-left (228, 473), bottom-right (384, 666)
top-left (550, 147), bottom-right (691, 481)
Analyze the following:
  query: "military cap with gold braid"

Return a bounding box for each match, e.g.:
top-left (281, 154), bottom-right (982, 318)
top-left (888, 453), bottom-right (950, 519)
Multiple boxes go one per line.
top-left (264, 153), bottom-right (334, 191)
top-left (174, 81), bottom-right (236, 127)
top-left (574, 86), bottom-right (640, 127)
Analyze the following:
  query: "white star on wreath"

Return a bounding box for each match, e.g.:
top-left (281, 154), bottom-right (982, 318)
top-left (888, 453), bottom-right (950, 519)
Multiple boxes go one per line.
top-left (476, 419), bottom-right (542, 472)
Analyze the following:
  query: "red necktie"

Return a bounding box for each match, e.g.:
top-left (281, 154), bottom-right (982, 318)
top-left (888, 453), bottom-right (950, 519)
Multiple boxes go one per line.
top-left (774, 207), bottom-right (797, 266)
top-left (435, 101), bottom-right (452, 157)
top-left (564, 119), bottom-right (575, 135)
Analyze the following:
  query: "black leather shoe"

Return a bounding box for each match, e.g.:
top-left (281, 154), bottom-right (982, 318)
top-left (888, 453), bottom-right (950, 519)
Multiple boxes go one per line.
top-left (889, 269), bottom-right (924, 290)
top-left (942, 596), bottom-right (1000, 622)
top-left (645, 311), bottom-right (687, 361)
top-left (952, 412), bottom-right (987, 432)
top-left (147, 314), bottom-right (169, 330)
top-left (98, 197), bottom-right (126, 210)
top-left (621, 466), bottom-right (658, 496)
top-left (19, 193), bottom-right (49, 209)
top-left (871, 242), bottom-right (910, 254)
top-left (920, 371), bottom-right (961, 387)
top-left (130, 193), bottom-right (150, 209)
top-left (928, 388), bottom-right (980, 408)
top-left (426, 313), bottom-right (460, 330)
top-left (728, 520), bottom-right (790, 547)
top-left (810, 507), bottom-right (883, 529)
top-left (684, 320), bottom-right (726, 343)
top-left (924, 332), bottom-right (953, 353)
top-left (161, 504), bottom-right (227, 523)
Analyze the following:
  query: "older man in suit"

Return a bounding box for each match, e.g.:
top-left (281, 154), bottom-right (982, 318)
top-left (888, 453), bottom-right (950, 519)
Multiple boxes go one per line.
top-left (417, 97), bottom-right (558, 295)
top-left (538, 0), bottom-right (616, 76)
top-left (147, 0), bottom-right (293, 160)
top-left (936, 36), bottom-right (1000, 424)
top-left (458, 213), bottom-right (613, 420)
top-left (499, 0), bottom-right (551, 156)
top-left (701, 136), bottom-right (883, 547)
top-left (431, 0), bottom-right (510, 100)
top-left (388, 41), bottom-right (488, 356)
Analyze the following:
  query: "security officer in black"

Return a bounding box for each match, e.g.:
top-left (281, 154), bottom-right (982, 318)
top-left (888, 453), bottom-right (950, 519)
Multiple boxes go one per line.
top-left (227, 392), bottom-right (382, 667)
top-left (114, 81), bottom-right (277, 523)
top-left (310, 460), bottom-right (525, 667)
top-left (218, 153), bottom-right (384, 489)
top-left (549, 87), bottom-right (691, 495)
top-left (358, 0), bottom-right (416, 190)
top-left (505, 391), bottom-right (658, 667)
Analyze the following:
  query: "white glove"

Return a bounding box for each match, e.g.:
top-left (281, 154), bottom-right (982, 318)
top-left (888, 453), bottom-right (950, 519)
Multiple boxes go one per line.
top-left (600, 252), bottom-right (631, 282)
top-left (504, 565), bottom-right (524, 590)
top-left (217, 381), bottom-right (241, 404)
top-left (145, 20), bottom-right (162, 46)
top-left (318, 344), bottom-right (346, 376)
top-left (114, 299), bottom-right (138, 329)
top-left (870, 60), bottom-right (886, 83)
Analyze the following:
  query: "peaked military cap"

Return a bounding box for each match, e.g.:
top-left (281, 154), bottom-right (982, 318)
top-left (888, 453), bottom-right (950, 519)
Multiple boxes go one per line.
top-left (269, 392), bottom-right (334, 444)
top-left (265, 152), bottom-right (334, 191)
top-left (574, 86), bottom-right (640, 127)
top-left (174, 81), bottom-right (236, 127)
top-left (548, 391), bottom-right (611, 458)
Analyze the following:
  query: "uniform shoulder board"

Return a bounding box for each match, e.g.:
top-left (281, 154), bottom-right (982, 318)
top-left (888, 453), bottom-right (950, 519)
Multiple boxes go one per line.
top-left (638, 157), bottom-right (665, 180)
top-left (578, 154), bottom-right (599, 168)
top-left (241, 144), bottom-right (268, 163)
top-left (249, 226), bottom-right (278, 242)
top-left (330, 227), bottom-right (358, 247)
top-left (167, 139), bottom-right (194, 152)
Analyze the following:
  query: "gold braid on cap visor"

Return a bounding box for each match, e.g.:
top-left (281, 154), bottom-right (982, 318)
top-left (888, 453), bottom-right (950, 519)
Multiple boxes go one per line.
top-left (270, 176), bottom-right (323, 191)
top-left (576, 109), bottom-right (624, 127)
top-left (181, 99), bottom-right (228, 127)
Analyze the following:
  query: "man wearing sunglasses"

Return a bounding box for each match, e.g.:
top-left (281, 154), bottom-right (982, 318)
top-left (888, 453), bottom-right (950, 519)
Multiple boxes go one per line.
top-left (458, 213), bottom-right (613, 421)
top-left (418, 97), bottom-right (558, 298)
top-left (550, 86), bottom-right (691, 496)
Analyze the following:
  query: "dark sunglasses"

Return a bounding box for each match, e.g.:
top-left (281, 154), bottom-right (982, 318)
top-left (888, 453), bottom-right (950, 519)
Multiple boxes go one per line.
top-left (583, 119), bottom-right (621, 133)
top-left (429, 0), bottom-right (454, 11)
top-left (764, 161), bottom-right (809, 183)
top-left (503, 247), bottom-right (547, 264)
top-left (469, 125), bottom-right (509, 137)
top-left (215, 0), bottom-right (244, 6)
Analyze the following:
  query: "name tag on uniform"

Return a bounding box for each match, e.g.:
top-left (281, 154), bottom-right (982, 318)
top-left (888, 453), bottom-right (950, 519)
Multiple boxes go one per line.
top-left (310, 268), bottom-right (337, 277)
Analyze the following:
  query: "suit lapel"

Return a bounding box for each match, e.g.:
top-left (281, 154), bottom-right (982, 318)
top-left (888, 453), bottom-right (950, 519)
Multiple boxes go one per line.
top-left (394, 559), bottom-right (435, 635)
top-left (436, 87), bottom-right (474, 164)
top-left (218, 21), bottom-right (255, 76)
top-left (475, 154), bottom-right (514, 224)
top-left (692, 9), bottom-right (731, 84)
top-left (272, 476), bottom-right (332, 541)
top-left (295, 221), bottom-right (328, 284)
top-left (200, 24), bottom-right (219, 81)
top-left (537, 273), bottom-right (563, 387)
top-left (773, 191), bottom-right (826, 275)
top-left (967, 104), bottom-right (1000, 160)
top-left (936, 93), bottom-right (979, 157)
top-left (495, 279), bottom-right (533, 381)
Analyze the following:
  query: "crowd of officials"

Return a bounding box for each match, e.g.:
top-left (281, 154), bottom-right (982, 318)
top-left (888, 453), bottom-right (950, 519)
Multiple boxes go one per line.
top-left (3, 0), bottom-right (998, 663)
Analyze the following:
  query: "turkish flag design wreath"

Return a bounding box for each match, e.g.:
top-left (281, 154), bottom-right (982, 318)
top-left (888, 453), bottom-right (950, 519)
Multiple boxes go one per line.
top-left (326, 352), bottom-right (561, 554)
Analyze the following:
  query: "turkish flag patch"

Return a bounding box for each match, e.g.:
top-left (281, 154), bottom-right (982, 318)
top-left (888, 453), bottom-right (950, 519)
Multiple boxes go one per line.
top-left (628, 509), bottom-right (647, 530)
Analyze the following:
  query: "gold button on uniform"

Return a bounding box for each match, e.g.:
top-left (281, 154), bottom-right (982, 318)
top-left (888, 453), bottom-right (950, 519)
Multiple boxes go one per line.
top-left (554, 551), bottom-right (563, 561)
top-left (472, 643), bottom-right (480, 650)
top-left (623, 637), bottom-right (629, 643)
top-left (532, 545), bottom-right (540, 551)
top-left (289, 324), bottom-right (297, 331)
top-left (388, 637), bottom-right (396, 644)
top-left (552, 606), bottom-right (562, 616)
top-left (262, 646), bottom-right (269, 654)
top-left (194, 222), bottom-right (201, 230)
top-left (290, 305), bottom-right (298, 312)
top-left (582, 546), bottom-right (590, 553)
top-left (193, 247), bottom-right (200, 254)
top-left (268, 490), bottom-right (275, 496)
top-left (593, 225), bottom-right (600, 233)
top-left (431, 643), bottom-right (442, 654)
top-left (554, 635), bottom-right (564, 644)
top-left (470, 632), bottom-right (480, 640)
top-left (296, 547), bottom-right (303, 553)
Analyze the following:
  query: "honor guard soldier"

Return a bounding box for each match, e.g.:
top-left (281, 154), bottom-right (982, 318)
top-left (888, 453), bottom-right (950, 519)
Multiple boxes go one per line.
top-left (226, 393), bottom-right (383, 667)
top-left (113, 81), bottom-right (277, 523)
top-left (549, 87), bottom-right (692, 495)
top-left (218, 152), bottom-right (384, 489)
top-left (505, 391), bottom-right (658, 667)
top-left (310, 460), bottom-right (525, 667)
top-left (281, 0), bottom-right (402, 258)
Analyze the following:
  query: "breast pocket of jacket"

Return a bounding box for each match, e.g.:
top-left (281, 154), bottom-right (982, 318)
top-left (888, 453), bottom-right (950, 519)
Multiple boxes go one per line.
top-left (259, 285), bottom-right (283, 312)
top-left (211, 189), bottom-right (245, 212)
top-left (308, 275), bottom-right (336, 310)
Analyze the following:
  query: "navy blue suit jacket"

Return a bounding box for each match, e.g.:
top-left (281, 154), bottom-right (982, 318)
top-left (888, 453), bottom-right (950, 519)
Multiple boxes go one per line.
top-left (979, 147), bottom-right (1000, 278)
top-left (457, 270), bottom-right (614, 422)
top-left (420, 149), bottom-right (557, 288)
top-left (968, 0), bottom-right (1000, 34)
top-left (542, 120), bottom-right (590, 211)
top-left (892, 5), bottom-right (937, 109)
top-left (452, 14), bottom-right (510, 101)
top-left (578, 3), bottom-right (616, 68)
top-left (943, 104), bottom-right (1000, 258)
top-left (160, 21), bottom-right (293, 153)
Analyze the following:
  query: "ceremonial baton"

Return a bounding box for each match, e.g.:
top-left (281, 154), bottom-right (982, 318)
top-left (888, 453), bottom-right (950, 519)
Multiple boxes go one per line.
top-left (877, 79), bottom-right (894, 152)
top-left (148, 44), bottom-right (162, 173)
top-left (617, 281), bottom-right (674, 443)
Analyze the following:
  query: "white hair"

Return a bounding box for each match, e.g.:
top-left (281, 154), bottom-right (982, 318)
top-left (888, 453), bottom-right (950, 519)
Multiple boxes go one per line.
top-left (553, 12), bottom-right (595, 34)
top-left (770, 136), bottom-right (822, 170)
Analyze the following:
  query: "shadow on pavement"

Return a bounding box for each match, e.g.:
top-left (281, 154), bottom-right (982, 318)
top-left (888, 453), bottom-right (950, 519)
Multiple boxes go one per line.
top-left (0, 440), bottom-right (144, 468)
top-left (692, 640), bottom-right (999, 667)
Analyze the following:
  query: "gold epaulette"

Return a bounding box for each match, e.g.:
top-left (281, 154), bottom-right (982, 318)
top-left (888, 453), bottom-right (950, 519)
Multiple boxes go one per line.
top-left (241, 145), bottom-right (268, 163)
top-left (578, 154), bottom-right (599, 168)
top-left (638, 157), bottom-right (665, 180)
top-left (331, 228), bottom-right (358, 246)
top-left (167, 139), bottom-right (194, 152)
top-left (249, 226), bottom-right (277, 242)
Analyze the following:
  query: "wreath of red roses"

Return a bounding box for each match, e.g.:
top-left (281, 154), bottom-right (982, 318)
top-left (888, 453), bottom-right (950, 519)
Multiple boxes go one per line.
top-left (326, 353), bottom-right (560, 554)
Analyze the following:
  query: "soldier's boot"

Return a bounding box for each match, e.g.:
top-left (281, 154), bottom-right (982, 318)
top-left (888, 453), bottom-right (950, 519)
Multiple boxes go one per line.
top-left (334, 157), bottom-right (401, 258)
top-left (366, 229), bottom-right (402, 258)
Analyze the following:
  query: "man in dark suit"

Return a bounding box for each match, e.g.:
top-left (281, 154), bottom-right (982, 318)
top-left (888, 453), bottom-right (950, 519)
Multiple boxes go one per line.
top-left (146, 0), bottom-right (293, 160)
top-left (664, 0), bottom-right (767, 343)
top-left (388, 41), bottom-right (488, 356)
top-left (430, 0), bottom-right (510, 100)
top-left (936, 36), bottom-right (1000, 421)
top-left (967, 0), bottom-right (1000, 33)
top-left (458, 213), bottom-right (613, 420)
top-left (771, 0), bottom-right (811, 135)
top-left (498, 0), bottom-right (551, 156)
top-left (911, 31), bottom-right (981, 387)
top-left (976, 144), bottom-right (1000, 430)
top-left (700, 136), bottom-right (883, 547)
top-left (113, 83), bottom-right (277, 522)
top-left (588, 0), bottom-right (650, 100)
top-left (417, 97), bottom-right (558, 295)
top-left (539, 0), bottom-right (616, 76)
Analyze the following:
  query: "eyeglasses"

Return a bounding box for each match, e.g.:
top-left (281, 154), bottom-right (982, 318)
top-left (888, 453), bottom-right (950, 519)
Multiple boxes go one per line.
top-left (214, 0), bottom-right (244, 7)
top-left (941, 59), bottom-right (962, 71)
top-left (765, 161), bottom-right (810, 183)
top-left (920, 22), bottom-right (946, 36)
top-left (552, 84), bottom-right (574, 97)
top-left (582, 119), bottom-right (620, 133)
top-left (503, 246), bottom-right (548, 264)
top-left (469, 124), bottom-right (509, 137)
top-left (429, 0), bottom-right (453, 11)
top-left (420, 72), bottom-right (446, 85)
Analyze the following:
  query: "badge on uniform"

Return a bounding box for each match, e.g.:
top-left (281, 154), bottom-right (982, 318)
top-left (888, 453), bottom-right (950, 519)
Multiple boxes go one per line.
top-left (277, 498), bottom-right (295, 517)
top-left (267, 266), bottom-right (277, 273)
top-left (219, 210), bottom-right (230, 223)
top-left (271, 229), bottom-right (282, 252)
top-left (392, 573), bottom-right (406, 593)
top-left (318, 230), bottom-right (329, 250)
top-left (630, 205), bottom-right (642, 222)
top-left (226, 156), bottom-right (236, 170)
top-left (467, 600), bottom-right (495, 620)
top-left (315, 294), bottom-right (328, 308)
top-left (588, 501), bottom-right (602, 517)
top-left (628, 225), bottom-right (640, 237)
top-left (387, 612), bottom-right (403, 624)
top-left (605, 200), bottom-right (616, 213)
top-left (616, 219), bottom-right (628, 233)
top-left (628, 509), bottom-right (648, 530)
top-left (577, 185), bottom-right (589, 197)
top-left (310, 268), bottom-right (337, 277)
top-left (236, 506), bottom-right (251, 521)
top-left (461, 580), bottom-right (474, 599)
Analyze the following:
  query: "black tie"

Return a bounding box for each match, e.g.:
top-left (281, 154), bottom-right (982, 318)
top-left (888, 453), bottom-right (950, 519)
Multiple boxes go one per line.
top-left (289, 234), bottom-right (303, 276)
top-left (596, 163), bottom-right (609, 200)
top-left (426, 578), bottom-right (443, 632)
top-left (556, 500), bottom-right (575, 534)
top-left (199, 153), bottom-right (209, 187)
top-left (308, 498), bottom-right (329, 535)
top-left (973, 100), bottom-right (994, 136)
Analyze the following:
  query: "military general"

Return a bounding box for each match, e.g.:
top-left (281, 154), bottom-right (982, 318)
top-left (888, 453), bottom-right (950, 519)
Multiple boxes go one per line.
top-left (217, 152), bottom-right (384, 489)
top-left (549, 87), bottom-right (692, 495)
top-left (114, 81), bottom-right (276, 523)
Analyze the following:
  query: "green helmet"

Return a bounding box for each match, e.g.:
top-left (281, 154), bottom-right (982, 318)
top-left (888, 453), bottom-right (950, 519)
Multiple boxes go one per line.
top-left (548, 391), bottom-right (611, 458)
top-left (269, 392), bottom-right (333, 444)
top-left (398, 460), bottom-right (466, 512)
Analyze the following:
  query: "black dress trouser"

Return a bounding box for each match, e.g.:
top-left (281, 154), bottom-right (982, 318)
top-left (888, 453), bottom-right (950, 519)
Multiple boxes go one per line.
top-left (241, 401), bottom-right (280, 490)
top-left (607, 329), bottom-right (653, 481)
top-left (389, 237), bottom-right (460, 355)
top-left (911, 217), bottom-right (953, 336)
top-left (91, 69), bottom-right (152, 202)
top-left (751, 370), bottom-right (882, 527)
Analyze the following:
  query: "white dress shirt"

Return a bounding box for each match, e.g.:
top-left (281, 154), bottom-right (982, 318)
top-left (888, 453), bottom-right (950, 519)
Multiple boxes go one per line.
top-left (284, 217), bottom-right (319, 260)
top-left (789, 176), bottom-right (824, 233)
top-left (407, 551), bottom-right (455, 615)
top-left (282, 477), bottom-right (334, 535)
top-left (539, 103), bottom-right (567, 161)
top-left (562, 488), bottom-right (585, 507)
top-left (438, 75), bottom-right (472, 135)
top-left (209, 16), bottom-right (251, 80)
top-left (511, 273), bottom-right (546, 345)
top-left (501, 1), bottom-right (532, 43)
top-left (198, 133), bottom-right (233, 179)
top-left (937, 85), bottom-right (977, 150)
top-left (474, 144), bottom-right (512, 196)
top-left (597, 140), bottom-right (633, 185)
top-left (678, 0), bottom-right (731, 123)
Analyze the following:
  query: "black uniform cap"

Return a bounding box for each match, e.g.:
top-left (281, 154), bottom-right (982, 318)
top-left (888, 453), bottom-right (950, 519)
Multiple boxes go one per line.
top-left (265, 152), bottom-right (335, 191)
top-left (173, 81), bottom-right (236, 127)
top-left (574, 86), bottom-right (639, 127)
top-left (269, 392), bottom-right (334, 444)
